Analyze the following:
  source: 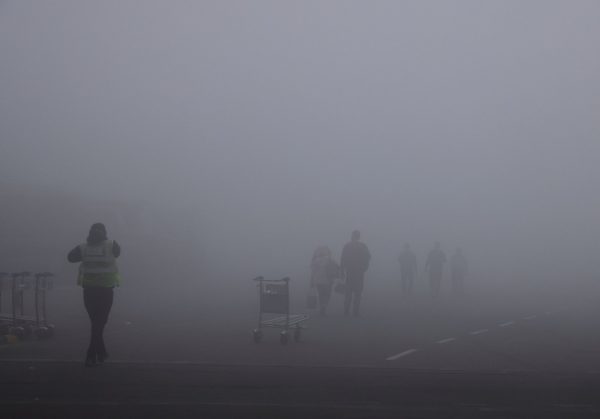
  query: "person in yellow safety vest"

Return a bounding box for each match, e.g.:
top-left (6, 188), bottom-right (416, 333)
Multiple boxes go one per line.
top-left (67, 223), bottom-right (121, 367)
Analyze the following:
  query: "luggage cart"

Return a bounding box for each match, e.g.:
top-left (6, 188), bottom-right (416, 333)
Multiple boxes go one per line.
top-left (252, 276), bottom-right (309, 345)
top-left (0, 272), bottom-right (55, 339)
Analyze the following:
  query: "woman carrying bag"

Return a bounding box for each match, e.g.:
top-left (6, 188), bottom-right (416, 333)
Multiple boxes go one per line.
top-left (309, 246), bottom-right (340, 316)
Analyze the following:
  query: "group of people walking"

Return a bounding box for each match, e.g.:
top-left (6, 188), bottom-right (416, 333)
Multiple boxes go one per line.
top-left (398, 242), bottom-right (468, 298)
top-left (68, 222), bottom-right (468, 367)
top-left (310, 232), bottom-right (469, 317)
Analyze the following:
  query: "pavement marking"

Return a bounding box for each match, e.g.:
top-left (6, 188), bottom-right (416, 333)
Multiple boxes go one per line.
top-left (499, 321), bottom-right (515, 327)
top-left (436, 337), bottom-right (456, 344)
top-left (523, 315), bottom-right (537, 320)
top-left (386, 349), bottom-right (418, 361)
top-left (469, 329), bottom-right (489, 335)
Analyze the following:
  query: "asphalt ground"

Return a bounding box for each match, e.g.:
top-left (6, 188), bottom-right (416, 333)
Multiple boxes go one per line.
top-left (1, 277), bottom-right (600, 418)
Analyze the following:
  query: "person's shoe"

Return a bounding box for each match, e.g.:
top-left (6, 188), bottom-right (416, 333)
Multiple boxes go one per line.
top-left (84, 357), bottom-right (97, 368)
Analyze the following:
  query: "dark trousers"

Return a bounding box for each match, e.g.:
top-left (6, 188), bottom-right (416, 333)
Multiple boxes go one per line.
top-left (344, 271), bottom-right (365, 316)
top-left (83, 287), bottom-right (113, 360)
top-left (316, 283), bottom-right (333, 314)
top-left (400, 272), bottom-right (414, 297)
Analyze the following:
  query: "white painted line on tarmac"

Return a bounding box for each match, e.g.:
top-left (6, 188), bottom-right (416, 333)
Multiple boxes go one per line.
top-left (469, 329), bottom-right (489, 335)
top-left (499, 321), bottom-right (515, 327)
top-left (523, 315), bottom-right (537, 320)
top-left (436, 337), bottom-right (456, 344)
top-left (386, 349), bottom-right (418, 361)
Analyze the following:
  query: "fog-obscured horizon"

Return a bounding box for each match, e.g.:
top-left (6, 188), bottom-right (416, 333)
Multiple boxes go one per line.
top-left (1, 1), bottom-right (599, 302)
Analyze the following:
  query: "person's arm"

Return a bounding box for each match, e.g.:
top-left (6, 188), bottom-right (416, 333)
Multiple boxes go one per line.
top-left (67, 245), bottom-right (82, 263)
top-left (112, 240), bottom-right (121, 258)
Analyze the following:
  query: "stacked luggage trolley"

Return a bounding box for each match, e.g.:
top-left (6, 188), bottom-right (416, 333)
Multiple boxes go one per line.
top-left (0, 271), bottom-right (55, 341)
top-left (252, 276), bottom-right (309, 345)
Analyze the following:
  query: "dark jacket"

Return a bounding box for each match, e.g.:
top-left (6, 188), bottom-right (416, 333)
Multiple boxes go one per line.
top-left (341, 240), bottom-right (371, 274)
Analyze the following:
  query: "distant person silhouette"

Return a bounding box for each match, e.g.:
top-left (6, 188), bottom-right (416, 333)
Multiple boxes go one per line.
top-left (310, 246), bottom-right (340, 316)
top-left (425, 242), bottom-right (446, 298)
top-left (398, 243), bottom-right (418, 298)
top-left (68, 223), bottom-right (121, 367)
top-left (340, 230), bottom-right (371, 317)
top-left (451, 248), bottom-right (468, 295)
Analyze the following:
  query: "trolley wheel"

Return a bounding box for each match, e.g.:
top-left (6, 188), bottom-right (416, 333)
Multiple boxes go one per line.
top-left (252, 329), bottom-right (263, 343)
top-left (280, 331), bottom-right (289, 345)
top-left (294, 327), bottom-right (302, 342)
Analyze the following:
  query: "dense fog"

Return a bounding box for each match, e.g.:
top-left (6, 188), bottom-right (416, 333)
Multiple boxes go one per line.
top-left (1, 1), bottom-right (599, 316)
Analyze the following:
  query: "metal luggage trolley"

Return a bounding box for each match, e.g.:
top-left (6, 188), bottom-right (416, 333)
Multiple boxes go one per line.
top-left (0, 271), bottom-right (55, 339)
top-left (252, 276), bottom-right (309, 345)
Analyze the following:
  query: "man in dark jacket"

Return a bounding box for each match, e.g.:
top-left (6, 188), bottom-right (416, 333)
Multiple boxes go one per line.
top-left (341, 230), bottom-right (371, 317)
top-left (68, 223), bottom-right (121, 367)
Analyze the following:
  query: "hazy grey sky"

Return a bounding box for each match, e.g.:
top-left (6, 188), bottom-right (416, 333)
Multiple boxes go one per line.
top-left (2, 1), bottom-right (599, 278)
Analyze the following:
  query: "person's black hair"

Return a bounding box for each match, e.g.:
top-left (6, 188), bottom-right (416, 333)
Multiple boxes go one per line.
top-left (87, 222), bottom-right (108, 244)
